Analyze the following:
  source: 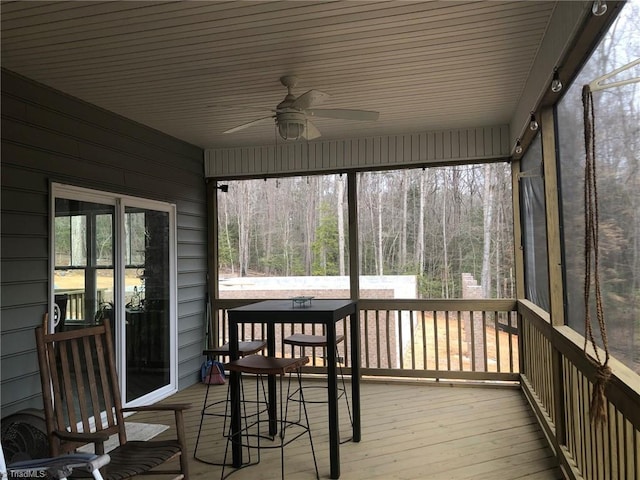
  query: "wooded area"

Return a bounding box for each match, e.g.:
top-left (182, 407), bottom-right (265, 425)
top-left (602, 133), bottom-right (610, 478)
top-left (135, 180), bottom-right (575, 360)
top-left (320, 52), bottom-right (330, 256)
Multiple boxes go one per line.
top-left (217, 162), bottom-right (514, 300)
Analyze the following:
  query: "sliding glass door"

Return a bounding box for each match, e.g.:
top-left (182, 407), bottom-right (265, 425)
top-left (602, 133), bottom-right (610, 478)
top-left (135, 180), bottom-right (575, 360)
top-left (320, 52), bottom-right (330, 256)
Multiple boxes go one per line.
top-left (51, 184), bottom-right (177, 405)
top-left (123, 206), bottom-right (171, 402)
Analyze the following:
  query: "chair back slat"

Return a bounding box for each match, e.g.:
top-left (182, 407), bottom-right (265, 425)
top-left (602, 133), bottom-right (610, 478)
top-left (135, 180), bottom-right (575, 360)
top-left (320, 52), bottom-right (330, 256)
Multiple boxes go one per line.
top-left (35, 320), bottom-right (127, 456)
top-left (46, 341), bottom-right (68, 435)
top-left (58, 340), bottom-right (82, 432)
top-left (83, 335), bottom-right (103, 431)
top-left (69, 337), bottom-right (91, 433)
top-left (93, 333), bottom-right (118, 432)
top-left (53, 342), bottom-right (78, 432)
top-left (36, 327), bottom-right (58, 455)
top-left (103, 319), bottom-right (127, 445)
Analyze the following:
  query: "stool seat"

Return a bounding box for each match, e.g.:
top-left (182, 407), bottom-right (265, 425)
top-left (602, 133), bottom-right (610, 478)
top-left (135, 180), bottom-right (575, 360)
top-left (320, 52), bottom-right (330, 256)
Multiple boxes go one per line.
top-left (204, 340), bottom-right (267, 357)
top-left (283, 333), bottom-right (344, 347)
top-left (226, 355), bottom-right (309, 376)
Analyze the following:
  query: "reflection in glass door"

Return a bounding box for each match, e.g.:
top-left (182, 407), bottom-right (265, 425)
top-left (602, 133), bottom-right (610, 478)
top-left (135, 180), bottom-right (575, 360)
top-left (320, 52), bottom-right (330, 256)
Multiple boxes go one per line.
top-left (52, 184), bottom-right (176, 406)
top-left (124, 207), bottom-right (171, 402)
top-left (53, 198), bottom-right (115, 332)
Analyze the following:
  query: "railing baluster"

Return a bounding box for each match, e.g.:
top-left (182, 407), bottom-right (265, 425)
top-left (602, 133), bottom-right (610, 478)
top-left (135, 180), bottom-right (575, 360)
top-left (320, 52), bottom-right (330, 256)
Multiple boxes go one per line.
top-left (432, 311), bottom-right (439, 372)
top-left (363, 309), bottom-right (369, 369)
top-left (398, 309), bottom-right (403, 370)
top-left (457, 310), bottom-right (463, 371)
top-left (385, 310), bottom-right (392, 369)
top-left (375, 309), bottom-right (381, 369)
top-left (421, 310), bottom-right (427, 370)
top-left (494, 311), bottom-right (500, 373)
top-left (482, 311), bottom-right (487, 372)
top-left (444, 310), bottom-right (451, 371)
top-left (506, 312), bottom-right (517, 372)
top-left (409, 310), bottom-right (415, 370)
top-left (470, 311), bottom-right (476, 372)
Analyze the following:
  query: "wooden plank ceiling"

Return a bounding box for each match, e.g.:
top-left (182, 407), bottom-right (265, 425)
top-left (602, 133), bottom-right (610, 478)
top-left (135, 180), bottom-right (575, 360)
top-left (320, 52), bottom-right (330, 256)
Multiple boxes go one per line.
top-left (1, 1), bottom-right (557, 149)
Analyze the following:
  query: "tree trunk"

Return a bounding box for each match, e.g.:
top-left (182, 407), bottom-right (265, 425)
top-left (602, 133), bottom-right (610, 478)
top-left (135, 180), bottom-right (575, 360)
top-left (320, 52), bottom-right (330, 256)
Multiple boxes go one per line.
top-left (418, 169), bottom-right (426, 276)
top-left (305, 177), bottom-right (318, 275)
top-left (442, 171), bottom-right (449, 298)
top-left (377, 175), bottom-right (384, 275)
top-left (337, 177), bottom-right (346, 276)
top-left (237, 182), bottom-right (251, 276)
top-left (71, 216), bottom-right (85, 266)
top-left (481, 164), bottom-right (495, 297)
top-left (400, 171), bottom-right (408, 267)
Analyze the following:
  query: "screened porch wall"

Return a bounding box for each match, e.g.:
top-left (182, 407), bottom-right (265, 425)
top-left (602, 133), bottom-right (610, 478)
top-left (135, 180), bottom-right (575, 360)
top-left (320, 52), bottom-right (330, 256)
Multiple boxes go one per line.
top-left (0, 69), bottom-right (207, 417)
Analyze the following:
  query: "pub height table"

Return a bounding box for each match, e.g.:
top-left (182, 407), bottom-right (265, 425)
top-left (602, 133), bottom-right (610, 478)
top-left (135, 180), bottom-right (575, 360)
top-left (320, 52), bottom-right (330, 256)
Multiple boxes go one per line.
top-left (227, 299), bottom-right (361, 479)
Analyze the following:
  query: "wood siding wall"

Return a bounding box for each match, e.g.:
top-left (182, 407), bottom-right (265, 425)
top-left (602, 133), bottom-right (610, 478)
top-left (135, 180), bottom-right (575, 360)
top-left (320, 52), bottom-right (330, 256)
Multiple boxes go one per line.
top-left (205, 125), bottom-right (510, 178)
top-left (0, 69), bottom-right (207, 417)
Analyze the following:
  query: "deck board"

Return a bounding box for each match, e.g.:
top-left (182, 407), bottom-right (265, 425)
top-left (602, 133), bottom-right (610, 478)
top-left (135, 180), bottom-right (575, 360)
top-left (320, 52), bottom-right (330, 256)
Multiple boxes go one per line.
top-left (129, 379), bottom-right (562, 479)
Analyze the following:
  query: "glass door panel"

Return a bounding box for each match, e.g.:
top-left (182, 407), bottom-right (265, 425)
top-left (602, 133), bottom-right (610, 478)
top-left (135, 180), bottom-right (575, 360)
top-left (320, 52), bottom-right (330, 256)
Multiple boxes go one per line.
top-left (53, 198), bottom-right (116, 422)
top-left (53, 198), bottom-right (115, 332)
top-left (124, 207), bottom-right (171, 402)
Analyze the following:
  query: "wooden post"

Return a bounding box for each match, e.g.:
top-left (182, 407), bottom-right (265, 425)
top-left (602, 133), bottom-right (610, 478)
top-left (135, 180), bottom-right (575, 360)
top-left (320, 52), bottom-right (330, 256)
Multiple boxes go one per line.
top-left (347, 172), bottom-right (359, 300)
top-left (540, 108), bottom-right (564, 327)
top-left (511, 159), bottom-right (526, 376)
top-left (206, 179), bottom-right (219, 347)
top-left (540, 106), bottom-right (567, 451)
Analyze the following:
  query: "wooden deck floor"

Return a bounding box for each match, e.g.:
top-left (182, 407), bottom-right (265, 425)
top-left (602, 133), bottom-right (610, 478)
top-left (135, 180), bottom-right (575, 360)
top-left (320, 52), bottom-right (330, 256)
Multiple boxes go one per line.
top-left (131, 379), bottom-right (562, 480)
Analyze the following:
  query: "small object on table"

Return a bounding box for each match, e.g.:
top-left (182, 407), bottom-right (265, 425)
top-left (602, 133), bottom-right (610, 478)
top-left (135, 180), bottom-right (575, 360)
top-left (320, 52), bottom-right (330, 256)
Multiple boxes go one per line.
top-left (291, 296), bottom-right (314, 308)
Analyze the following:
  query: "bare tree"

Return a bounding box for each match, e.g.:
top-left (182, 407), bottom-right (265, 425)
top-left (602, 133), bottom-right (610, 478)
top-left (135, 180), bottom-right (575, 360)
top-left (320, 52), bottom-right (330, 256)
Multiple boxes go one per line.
top-left (337, 177), bottom-right (346, 276)
top-left (481, 164), bottom-right (495, 297)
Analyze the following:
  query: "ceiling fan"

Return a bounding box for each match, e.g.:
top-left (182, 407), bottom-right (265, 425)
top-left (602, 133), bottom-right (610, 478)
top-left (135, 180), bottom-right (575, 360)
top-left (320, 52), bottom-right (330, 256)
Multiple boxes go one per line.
top-left (223, 76), bottom-right (380, 141)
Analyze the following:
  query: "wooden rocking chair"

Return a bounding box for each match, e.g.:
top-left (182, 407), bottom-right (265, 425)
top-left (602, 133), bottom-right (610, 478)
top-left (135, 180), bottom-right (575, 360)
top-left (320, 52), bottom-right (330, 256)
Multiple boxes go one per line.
top-left (35, 318), bottom-right (190, 480)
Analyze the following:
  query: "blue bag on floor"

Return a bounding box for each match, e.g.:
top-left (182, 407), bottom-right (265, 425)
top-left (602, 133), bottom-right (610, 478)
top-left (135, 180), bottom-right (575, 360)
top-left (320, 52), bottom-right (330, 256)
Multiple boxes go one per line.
top-left (201, 359), bottom-right (226, 385)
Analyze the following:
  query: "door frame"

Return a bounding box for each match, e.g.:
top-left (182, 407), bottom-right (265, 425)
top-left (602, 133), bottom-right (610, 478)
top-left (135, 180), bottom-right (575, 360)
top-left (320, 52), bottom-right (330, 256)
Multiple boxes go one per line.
top-left (49, 182), bottom-right (178, 406)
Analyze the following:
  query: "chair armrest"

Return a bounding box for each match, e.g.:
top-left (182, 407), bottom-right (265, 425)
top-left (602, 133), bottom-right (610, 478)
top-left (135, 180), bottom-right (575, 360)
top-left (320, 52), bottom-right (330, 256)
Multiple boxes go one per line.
top-left (52, 430), bottom-right (109, 454)
top-left (121, 403), bottom-right (190, 450)
top-left (52, 430), bottom-right (110, 443)
top-left (121, 403), bottom-right (191, 413)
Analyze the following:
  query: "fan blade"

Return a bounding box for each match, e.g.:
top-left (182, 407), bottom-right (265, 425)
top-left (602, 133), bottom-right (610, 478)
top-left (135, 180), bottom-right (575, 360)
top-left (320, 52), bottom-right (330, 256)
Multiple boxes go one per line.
top-left (302, 120), bottom-right (322, 140)
top-left (307, 108), bottom-right (379, 121)
top-left (291, 89), bottom-right (330, 110)
top-left (223, 116), bottom-right (273, 134)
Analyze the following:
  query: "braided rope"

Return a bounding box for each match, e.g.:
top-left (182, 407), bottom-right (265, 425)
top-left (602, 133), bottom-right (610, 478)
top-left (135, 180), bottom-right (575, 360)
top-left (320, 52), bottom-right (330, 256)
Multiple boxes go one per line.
top-left (581, 85), bottom-right (611, 426)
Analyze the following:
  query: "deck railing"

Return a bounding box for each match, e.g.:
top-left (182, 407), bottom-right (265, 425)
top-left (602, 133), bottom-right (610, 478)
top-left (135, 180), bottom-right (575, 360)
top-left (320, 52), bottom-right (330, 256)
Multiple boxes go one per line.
top-left (518, 299), bottom-right (640, 480)
top-left (212, 298), bottom-right (519, 382)
top-left (212, 298), bottom-right (639, 476)
top-left (54, 289), bottom-right (107, 322)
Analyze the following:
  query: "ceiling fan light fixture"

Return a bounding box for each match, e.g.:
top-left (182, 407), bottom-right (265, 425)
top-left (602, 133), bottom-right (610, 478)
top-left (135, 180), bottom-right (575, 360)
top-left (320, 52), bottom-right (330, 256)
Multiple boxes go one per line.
top-left (277, 111), bottom-right (306, 141)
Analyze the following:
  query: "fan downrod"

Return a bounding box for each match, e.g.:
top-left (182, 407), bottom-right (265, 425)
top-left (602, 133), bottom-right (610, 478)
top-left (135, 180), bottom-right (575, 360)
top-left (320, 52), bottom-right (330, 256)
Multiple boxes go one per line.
top-left (280, 75), bottom-right (298, 91)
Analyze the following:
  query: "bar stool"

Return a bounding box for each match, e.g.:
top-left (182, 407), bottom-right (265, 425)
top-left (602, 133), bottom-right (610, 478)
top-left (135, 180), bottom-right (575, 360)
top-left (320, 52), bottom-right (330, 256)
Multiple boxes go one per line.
top-left (194, 340), bottom-right (267, 465)
top-left (284, 333), bottom-right (353, 443)
top-left (221, 355), bottom-right (319, 480)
